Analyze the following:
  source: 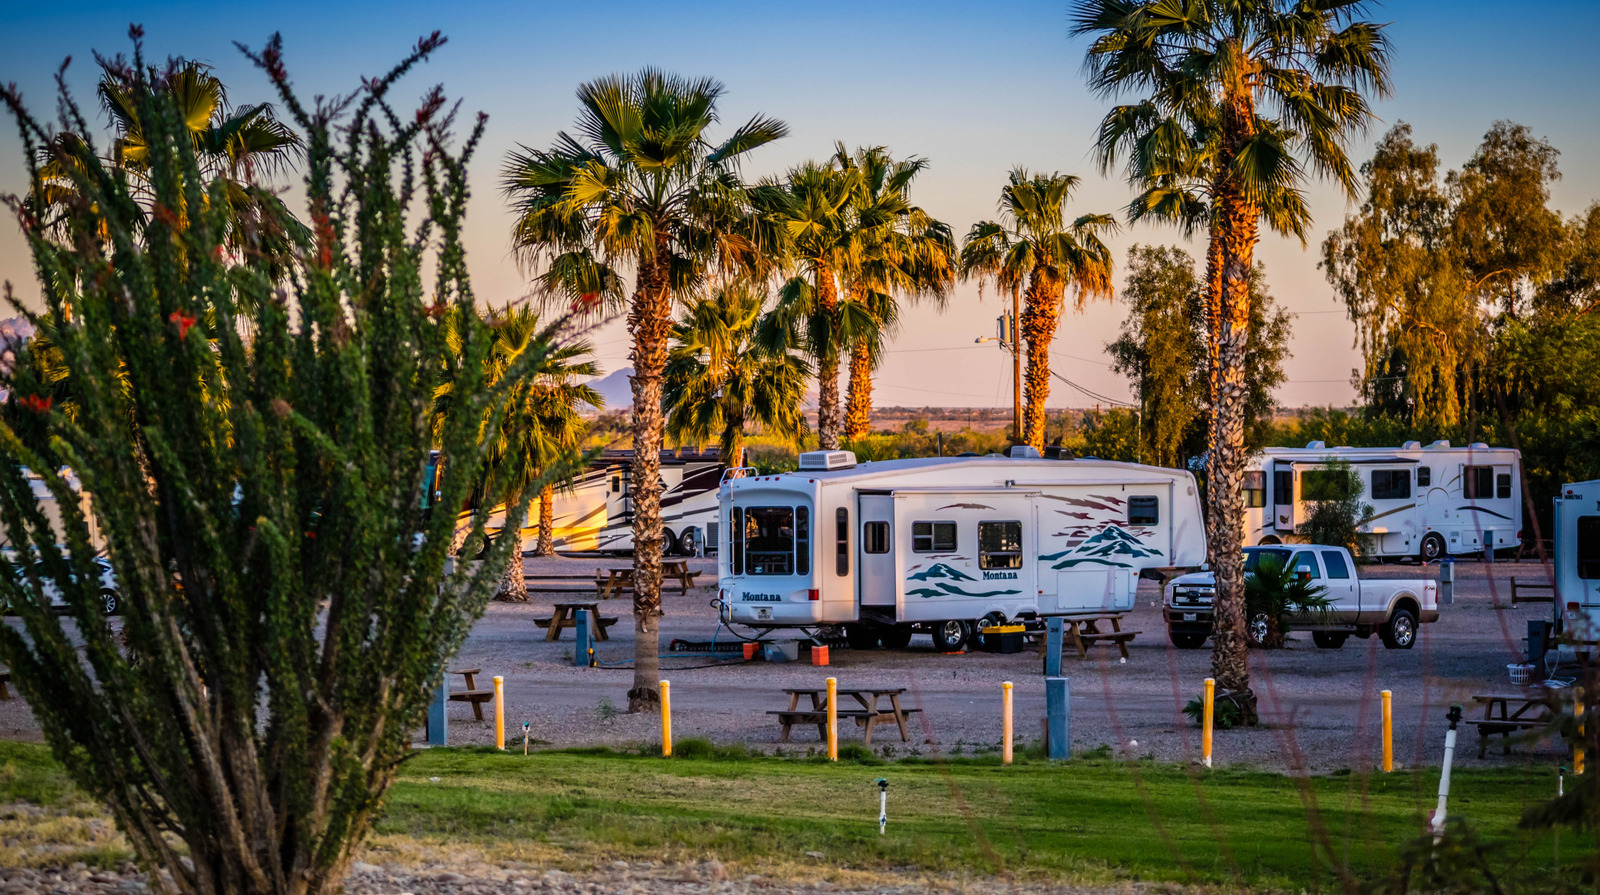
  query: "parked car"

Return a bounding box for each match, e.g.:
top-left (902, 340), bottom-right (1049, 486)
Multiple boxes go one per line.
top-left (2, 551), bottom-right (121, 616)
top-left (1164, 545), bottom-right (1437, 650)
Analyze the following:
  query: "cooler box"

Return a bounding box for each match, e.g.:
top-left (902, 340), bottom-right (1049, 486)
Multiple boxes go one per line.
top-left (979, 624), bottom-right (1026, 654)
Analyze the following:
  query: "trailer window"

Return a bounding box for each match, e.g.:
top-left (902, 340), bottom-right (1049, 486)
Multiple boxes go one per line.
top-left (795, 506), bottom-right (810, 576)
top-left (863, 521), bottom-right (890, 554)
top-left (1417, 466), bottom-right (1431, 487)
top-left (1371, 469), bottom-right (1411, 500)
top-left (1243, 472), bottom-right (1265, 508)
top-left (730, 507), bottom-right (744, 575)
top-left (1274, 470), bottom-right (1294, 505)
top-left (979, 521), bottom-right (1023, 569)
top-left (742, 506), bottom-right (795, 576)
top-left (1580, 516), bottom-right (1600, 580)
top-left (1464, 465), bottom-right (1494, 500)
top-left (1128, 495), bottom-right (1160, 524)
top-left (1321, 550), bottom-right (1351, 579)
top-left (1497, 473), bottom-right (1512, 499)
top-left (836, 508), bottom-right (849, 576)
top-left (912, 521), bottom-right (957, 553)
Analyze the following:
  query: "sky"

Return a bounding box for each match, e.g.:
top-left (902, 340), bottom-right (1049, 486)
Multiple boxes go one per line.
top-left (2, 0), bottom-right (1597, 411)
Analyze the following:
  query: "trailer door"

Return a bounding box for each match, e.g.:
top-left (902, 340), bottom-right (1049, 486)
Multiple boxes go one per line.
top-left (858, 493), bottom-right (896, 608)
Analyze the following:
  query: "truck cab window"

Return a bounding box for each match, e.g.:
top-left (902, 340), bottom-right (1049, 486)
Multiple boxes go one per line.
top-left (1320, 550), bottom-right (1351, 579)
top-left (1288, 551), bottom-right (1321, 579)
top-left (742, 506), bottom-right (795, 576)
top-left (912, 521), bottom-right (957, 553)
top-left (1579, 516), bottom-right (1600, 580)
top-left (863, 521), bottom-right (890, 554)
top-left (978, 521), bottom-right (1023, 569)
top-left (1243, 473), bottom-right (1265, 509)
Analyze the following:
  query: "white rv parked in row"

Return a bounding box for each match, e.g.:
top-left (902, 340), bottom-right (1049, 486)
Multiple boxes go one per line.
top-left (1242, 441), bottom-right (1522, 561)
top-left (1553, 479), bottom-right (1600, 637)
top-left (717, 448), bottom-right (1206, 650)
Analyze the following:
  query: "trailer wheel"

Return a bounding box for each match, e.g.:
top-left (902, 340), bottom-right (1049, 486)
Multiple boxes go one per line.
top-left (932, 619), bottom-right (970, 652)
top-left (1418, 533), bottom-right (1445, 563)
top-left (1381, 608), bottom-right (1418, 649)
top-left (1169, 632), bottom-right (1206, 649)
top-left (661, 528), bottom-right (682, 557)
top-left (1312, 631), bottom-right (1348, 649)
top-left (879, 626), bottom-right (913, 650)
top-left (844, 624), bottom-right (880, 651)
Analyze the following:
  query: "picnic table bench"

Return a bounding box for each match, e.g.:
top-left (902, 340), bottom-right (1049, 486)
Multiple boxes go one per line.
top-left (1467, 691), bottom-right (1555, 757)
top-left (534, 602), bottom-right (618, 641)
top-left (1509, 577), bottom-right (1555, 606)
top-left (1058, 616), bottom-right (1141, 660)
top-left (769, 687), bottom-right (921, 746)
top-left (0, 667), bottom-right (9, 701)
top-left (595, 561), bottom-right (702, 599)
top-left (521, 572), bottom-right (605, 595)
top-left (446, 668), bottom-right (494, 721)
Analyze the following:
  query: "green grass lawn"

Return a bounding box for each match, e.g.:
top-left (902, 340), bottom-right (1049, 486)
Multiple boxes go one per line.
top-left (1, 737), bottom-right (1595, 890)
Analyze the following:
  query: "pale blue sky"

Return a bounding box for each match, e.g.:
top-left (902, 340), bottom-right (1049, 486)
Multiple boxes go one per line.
top-left (2, 1), bottom-right (1597, 409)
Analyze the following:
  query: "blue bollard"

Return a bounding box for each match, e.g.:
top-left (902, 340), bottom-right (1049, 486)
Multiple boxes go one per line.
top-left (426, 673), bottom-right (448, 745)
top-left (574, 608), bottom-right (592, 667)
top-left (1046, 677), bottom-right (1070, 761)
top-left (1044, 617), bottom-right (1064, 677)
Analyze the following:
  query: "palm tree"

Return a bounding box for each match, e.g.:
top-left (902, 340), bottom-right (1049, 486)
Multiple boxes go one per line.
top-left (1072, 0), bottom-right (1392, 712)
top-left (837, 145), bottom-right (956, 441)
top-left (964, 170), bottom-right (1116, 451)
top-left (663, 283), bottom-right (809, 467)
top-left (502, 70), bottom-right (786, 711)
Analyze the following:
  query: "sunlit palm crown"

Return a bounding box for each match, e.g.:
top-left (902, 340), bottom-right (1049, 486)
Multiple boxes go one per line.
top-left (963, 169), bottom-right (1117, 309)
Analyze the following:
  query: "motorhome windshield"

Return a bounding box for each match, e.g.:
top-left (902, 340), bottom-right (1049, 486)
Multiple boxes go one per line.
top-left (739, 506), bottom-right (801, 576)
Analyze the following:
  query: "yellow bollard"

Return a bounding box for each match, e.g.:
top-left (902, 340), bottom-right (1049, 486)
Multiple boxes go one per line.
top-left (660, 680), bottom-right (673, 757)
top-left (1381, 690), bottom-right (1394, 773)
top-left (1002, 681), bottom-right (1014, 765)
top-left (827, 677), bottom-right (838, 762)
top-left (1202, 677), bottom-right (1215, 768)
top-left (1576, 692), bottom-right (1585, 775)
top-left (493, 676), bottom-right (505, 750)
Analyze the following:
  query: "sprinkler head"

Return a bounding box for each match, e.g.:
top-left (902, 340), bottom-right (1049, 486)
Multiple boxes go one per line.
top-left (877, 778), bottom-right (888, 792)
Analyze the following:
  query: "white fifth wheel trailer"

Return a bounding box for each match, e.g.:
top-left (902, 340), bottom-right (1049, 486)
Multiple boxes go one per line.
top-left (1553, 480), bottom-right (1600, 640)
top-left (717, 448), bottom-right (1205, 650)
top-left (1241, 441), bottom-right (1522, 561)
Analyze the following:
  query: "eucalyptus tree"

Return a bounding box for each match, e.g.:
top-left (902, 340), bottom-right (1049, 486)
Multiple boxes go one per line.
top-left (963, 169), bottom-right (1116, 451)
top-left (1073, 0), bottom-right (1392, 713)
top-left (663, 282), bottom-right (809, 468)
top-left (502, 70), bottom-right (786, 710)
top-left (837, 145), bottom-right (956, 441)
top-left (0, 32), bottom-right (545, 895)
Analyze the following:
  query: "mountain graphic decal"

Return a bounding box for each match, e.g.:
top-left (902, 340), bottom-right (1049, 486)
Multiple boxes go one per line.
top-left (906, 582), bottom-right (1024, 599)
top-left (1039, 524), bottom-right (1163, 569)
top-left (904, 563), bottom-right (1020, 598)
top-left (907, 563), bottom-right (976, 583)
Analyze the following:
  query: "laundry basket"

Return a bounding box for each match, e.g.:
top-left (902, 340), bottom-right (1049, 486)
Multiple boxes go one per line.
top-left (1507, 663), bottom-right (1533, 686)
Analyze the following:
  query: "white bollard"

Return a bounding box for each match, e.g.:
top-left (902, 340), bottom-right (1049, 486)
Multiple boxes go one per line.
top-left (1432, 705), bottom-right (1464, 841)
top-left (877, 778), bottom-right (888, 835)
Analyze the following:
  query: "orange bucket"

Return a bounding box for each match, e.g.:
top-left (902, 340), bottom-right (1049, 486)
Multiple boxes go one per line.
top-left (742, 642), bottom-right (757, 661)
top-left (812, 644), bottom-right (830, 666)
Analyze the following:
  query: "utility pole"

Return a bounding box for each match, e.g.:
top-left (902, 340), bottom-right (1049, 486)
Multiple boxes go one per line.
top-left (1011, 284), bottom-right (1021, 443)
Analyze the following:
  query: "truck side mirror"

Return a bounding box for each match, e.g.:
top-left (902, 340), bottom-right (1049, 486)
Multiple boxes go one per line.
top-left (1297, 571), bottom-right (1311, 582)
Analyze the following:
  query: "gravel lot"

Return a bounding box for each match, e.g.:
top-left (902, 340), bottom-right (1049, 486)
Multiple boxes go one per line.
top-left (0, 555), bottom-right (1574, 772)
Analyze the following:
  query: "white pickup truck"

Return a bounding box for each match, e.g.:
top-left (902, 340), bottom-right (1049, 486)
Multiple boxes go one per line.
top-left (1164, 545), bottom-right (1438, 650)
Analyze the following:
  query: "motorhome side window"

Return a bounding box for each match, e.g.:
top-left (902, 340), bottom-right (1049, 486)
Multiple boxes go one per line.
top-left (1496, 473), bottom-right (1511, 499)
top-left (1371, 469), bottom-right (1411, 500)
top-left (1579, 516), bottom-right (1600, 579)
top-left (741, 506), bottom-right (795, 576)
top-left (1128, 495), bottom-right (1160, 524)
top-left (912, 521), bottom-right (957, 553)
top-left (978, 521), bottom-right (1023, 569)
top-left (795, 507), bottom-right (809, 576)
top-left (863, 521), bottom-right (890, 554)
top-left (1243, 473), bottom-right (1265, 508)
top-left (1463, 465), bottom-right (1494, 499)
top-left (1416, 466), bottom-right (1431, 487)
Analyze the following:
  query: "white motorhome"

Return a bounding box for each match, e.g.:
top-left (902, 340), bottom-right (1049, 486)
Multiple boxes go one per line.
top-left (717, 448), bottom-right (1205, 650)
top-left (1241, 441), bottom-right (1522, 561)
top-left (0, 469), bottom-right (103, 552)
top-left (1553, 480), bottom-right (1600, 637)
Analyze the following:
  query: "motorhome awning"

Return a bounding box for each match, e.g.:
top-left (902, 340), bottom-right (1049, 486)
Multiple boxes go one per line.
top-left (1278, 457), bottom-right (1417, 466)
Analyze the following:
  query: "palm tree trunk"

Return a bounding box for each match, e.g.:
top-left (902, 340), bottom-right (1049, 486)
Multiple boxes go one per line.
top-left (627, 251), bottom-right (672, 713)
top-left (814, 268), bottom-right (842, 450)
top-left (536, 485), bottom-right (555, 556)
top-left (1206, 93), bottom-right (1261, 724)
top-left (1020, 273), bottom-right (1059, 451)
top-left (495, 488), bottom-right (528, 602)
top-left (844, 339), bottom-right (874, 441)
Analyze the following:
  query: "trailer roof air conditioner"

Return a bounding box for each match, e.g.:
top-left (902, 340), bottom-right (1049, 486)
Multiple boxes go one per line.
top-left (797, 450), bottom-right (858, 471)
top-left (1044, 445), bottom-right (1075, 460)
top-left (1007, 445), bottom-right (1042, 459)
top-left (1401, 441), bottom-right (1421, 450)
top-left (1428, 439), bottom-right (1451, 449)
top-left (1306, 441), bottom-right (1326, 449)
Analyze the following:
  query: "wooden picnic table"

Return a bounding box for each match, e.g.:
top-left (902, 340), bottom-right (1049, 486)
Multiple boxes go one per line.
top-left (535, 602), bottom-right (618, 642)
top-left (1056, 615), bottom-right (1141, 660)
top-left (1466, 691), bottom-right (1556, 757)
top-left (446, 668), bottom-right (493, 721)
top-left (595, 561), bottom-right (702, 599)
top-left (769, 686), bottom-right (922, 745)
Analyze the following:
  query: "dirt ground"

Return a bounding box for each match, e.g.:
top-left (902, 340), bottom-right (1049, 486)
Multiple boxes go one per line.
top-left (0, 556), bottom-right (1574, 772)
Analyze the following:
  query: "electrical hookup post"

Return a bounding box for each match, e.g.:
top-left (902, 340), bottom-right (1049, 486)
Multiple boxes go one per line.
top-left (876, 779), bottom-right (888, 835)
top-left (1432, 704), bottom-right (1464, 843)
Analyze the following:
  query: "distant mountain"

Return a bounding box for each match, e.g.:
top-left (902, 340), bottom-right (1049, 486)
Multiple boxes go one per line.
top-left (587, 367), bottom-right (633, 412)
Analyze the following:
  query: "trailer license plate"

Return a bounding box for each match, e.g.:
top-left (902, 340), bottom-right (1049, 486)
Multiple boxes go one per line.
top-left (757, 608), bottom-right (771, 621)
top-left (1183, 613), bottom-right (1197, 621)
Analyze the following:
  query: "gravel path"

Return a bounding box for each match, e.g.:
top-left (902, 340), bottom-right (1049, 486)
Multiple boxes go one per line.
top-left (0, 555), bottom-right (1571, 772)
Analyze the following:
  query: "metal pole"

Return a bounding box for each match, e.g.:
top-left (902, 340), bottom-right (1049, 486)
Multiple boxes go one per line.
top-left (493, 676), bottom-right (505, 750)
top-left (1381, 690), bottom-right (1394, 773)
top-left (1432, 704), bottom-right (1463, 841)
top-left (659, 680), bottom-right (673, 757)
top-left (1576, 693), bottom-right (1586, 775)
top-left (1045, 677), bottom-right (1070, 760)
top-left (426, 673), bottom-right (448, 746)
top-left (827, 677), bottom-right (839, 761)
top-left (1002, 681), bottom-right (1014, 765)
top-left (1012, 287), bottom-right (1022, 442)
top-left (1044, 617), bottom-right (1063, 677)
top-left (1202, 678), bottom-right (1216, 768)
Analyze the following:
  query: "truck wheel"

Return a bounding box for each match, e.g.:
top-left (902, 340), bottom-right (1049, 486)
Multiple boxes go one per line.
top-left (1418, 533), bottom-right (1445, 563)
top-left (932, 620), bottom-right (970, 652)
top-left (1381, 608), bottom-right (1418, 649)
top-left (844, 624), bottom-right (879, 650)
top-left (879, 626), bottom-right (913, 650)
top-left (1312, 631), bottom-right (1348, 649)
top-left (1169, 632), bottom-right (1206, 649)
top-left (1247, 613), bottom-right (1271, 648)
top-left (100, 589), bottom-right (121, 617)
